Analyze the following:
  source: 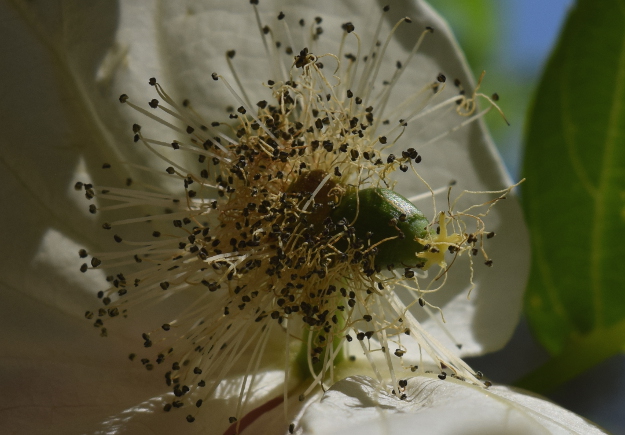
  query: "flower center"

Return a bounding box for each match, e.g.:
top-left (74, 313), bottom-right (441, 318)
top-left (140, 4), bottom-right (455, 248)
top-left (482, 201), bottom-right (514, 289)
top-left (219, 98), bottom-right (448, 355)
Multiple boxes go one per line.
top-left (78, 3), bottom-right (515, 431)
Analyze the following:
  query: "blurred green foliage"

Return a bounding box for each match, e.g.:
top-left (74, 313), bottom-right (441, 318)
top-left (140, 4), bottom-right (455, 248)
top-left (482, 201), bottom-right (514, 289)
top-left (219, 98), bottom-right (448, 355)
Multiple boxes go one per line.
top-left (519, 0), bottom-right (625, 393)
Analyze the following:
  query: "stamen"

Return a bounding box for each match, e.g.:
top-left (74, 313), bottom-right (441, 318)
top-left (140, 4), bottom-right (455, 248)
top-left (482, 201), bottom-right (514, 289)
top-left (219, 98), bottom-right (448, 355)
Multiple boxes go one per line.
top-left (212, 73), bottom-right (280, 142)
top-left (342, 31), bottom-right (362, 94)
top-left (420, 108), bottom-right (494, 149)
top-left (152, 81), bottom-right (240, 149)
top-left (406, 182), bottom-right (455, 203)
top-left (302, 172), bottom-right (333, 211)
top-left (279, 12), bottom-right (296, 58)
top-left (135, 134), bottom-right (191, 174)
top-left (251, 1), bottom-right (277, 79)
top-left (355, 5), bottom-right (392, 98)
top-left (122, 98), bottom-right (186, 134)
top-left (366, 26), bottom-right (433, 115)
top-left (225, 51), bottom-right (255, 110)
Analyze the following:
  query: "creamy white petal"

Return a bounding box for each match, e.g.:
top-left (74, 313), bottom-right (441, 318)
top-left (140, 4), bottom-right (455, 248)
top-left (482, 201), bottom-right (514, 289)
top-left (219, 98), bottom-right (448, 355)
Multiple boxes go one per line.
top-left (0, 281), bottom-right (293, 435)
top-left (0, 0), bottom-right (165, 316)
top-left (87, 371), bottom-right (288, 435)
top-left (0, 283), bottom-right (162, 434)
top-left (300, 376), bottom-right (605, 435)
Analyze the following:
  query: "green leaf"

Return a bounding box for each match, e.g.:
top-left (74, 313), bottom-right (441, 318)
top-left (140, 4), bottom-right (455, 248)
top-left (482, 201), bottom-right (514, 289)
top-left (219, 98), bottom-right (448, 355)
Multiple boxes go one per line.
top-left (426, 0), bottom-right (499, 70)
top-left (520, 0), bottom-right (625, 392)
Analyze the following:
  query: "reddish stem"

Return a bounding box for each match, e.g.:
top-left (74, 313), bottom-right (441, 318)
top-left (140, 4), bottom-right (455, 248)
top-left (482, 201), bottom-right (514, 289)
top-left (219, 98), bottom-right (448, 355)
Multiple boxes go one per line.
top-left (223, 394), bottom-right (285, 435)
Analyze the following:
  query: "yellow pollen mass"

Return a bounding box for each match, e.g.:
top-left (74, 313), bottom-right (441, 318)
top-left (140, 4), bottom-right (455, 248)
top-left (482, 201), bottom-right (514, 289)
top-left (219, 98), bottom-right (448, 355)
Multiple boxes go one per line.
top-left (417, 212), bottom-right (463, 270)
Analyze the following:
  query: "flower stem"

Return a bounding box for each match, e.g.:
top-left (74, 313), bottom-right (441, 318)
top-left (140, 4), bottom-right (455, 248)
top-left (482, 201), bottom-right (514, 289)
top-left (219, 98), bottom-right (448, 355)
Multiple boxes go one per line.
top-left (223, 395), bottom-right (284, 435)
top-left (515, 319), bottom-right (625, 394)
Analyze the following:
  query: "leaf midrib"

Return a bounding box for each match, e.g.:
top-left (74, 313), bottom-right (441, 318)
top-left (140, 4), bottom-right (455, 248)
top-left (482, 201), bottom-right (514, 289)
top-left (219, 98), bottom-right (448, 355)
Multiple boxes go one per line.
top-left (589, 8), bottom-right (625, 328)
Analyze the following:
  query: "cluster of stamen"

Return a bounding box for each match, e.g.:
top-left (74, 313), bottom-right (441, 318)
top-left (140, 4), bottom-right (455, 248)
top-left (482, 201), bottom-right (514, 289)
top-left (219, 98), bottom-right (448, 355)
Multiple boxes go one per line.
top-left (78, 3), bottom-right (513, 430)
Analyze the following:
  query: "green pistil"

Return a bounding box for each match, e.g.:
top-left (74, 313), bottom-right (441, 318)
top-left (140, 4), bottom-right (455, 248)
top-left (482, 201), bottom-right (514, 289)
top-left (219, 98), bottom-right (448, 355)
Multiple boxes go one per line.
top-left (293, 305), bottom-right (346, 381)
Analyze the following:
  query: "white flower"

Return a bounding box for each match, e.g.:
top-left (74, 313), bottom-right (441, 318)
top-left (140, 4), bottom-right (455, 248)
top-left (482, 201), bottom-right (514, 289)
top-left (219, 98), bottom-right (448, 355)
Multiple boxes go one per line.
top-left (0, 0), bottom-right (552, 434)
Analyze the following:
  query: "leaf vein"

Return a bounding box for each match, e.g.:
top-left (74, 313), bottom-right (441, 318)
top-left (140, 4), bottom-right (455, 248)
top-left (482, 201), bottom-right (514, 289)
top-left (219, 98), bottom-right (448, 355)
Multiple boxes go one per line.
top-left (589, 16), bottom-right (625, 327)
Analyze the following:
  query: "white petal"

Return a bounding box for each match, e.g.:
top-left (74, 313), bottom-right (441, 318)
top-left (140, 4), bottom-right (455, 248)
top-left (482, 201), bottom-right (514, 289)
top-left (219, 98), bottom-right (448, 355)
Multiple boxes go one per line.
top-left (0, 280), bottom-right (291, 435)
top-left (88, 371), bottom-right (288, 435)
top-left (0, 282), bottom-right (163, 434)
top-left (300, 376), bottom-right (605, 435)
top-left (0, 0), bottom-right (204, 317)
top-left (0, 1), bottom-right (154, 314)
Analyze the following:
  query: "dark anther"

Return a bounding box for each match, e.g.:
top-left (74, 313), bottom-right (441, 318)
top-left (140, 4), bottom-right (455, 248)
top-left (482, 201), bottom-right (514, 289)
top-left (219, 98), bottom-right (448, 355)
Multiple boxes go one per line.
top-left (342, 22), bottom-right (355, 33)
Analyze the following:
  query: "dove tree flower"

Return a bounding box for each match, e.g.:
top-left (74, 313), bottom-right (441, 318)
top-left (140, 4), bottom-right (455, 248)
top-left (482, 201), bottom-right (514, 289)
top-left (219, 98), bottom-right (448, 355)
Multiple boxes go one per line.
top-left (2, 1), bottom-right (594, 434)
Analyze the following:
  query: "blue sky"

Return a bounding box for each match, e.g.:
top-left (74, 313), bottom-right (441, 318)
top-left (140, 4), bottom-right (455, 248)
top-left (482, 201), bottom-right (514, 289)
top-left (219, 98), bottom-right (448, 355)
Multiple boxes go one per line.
top-left (504, 0), bottom-right (574, 74)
